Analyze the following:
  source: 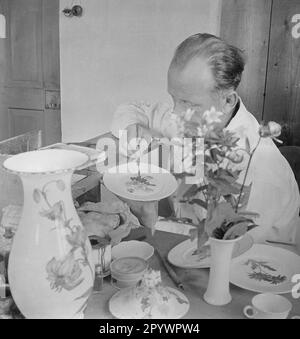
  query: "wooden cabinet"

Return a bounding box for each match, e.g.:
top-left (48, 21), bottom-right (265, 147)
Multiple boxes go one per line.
top-left (0, 0), bottom-right (61, 146)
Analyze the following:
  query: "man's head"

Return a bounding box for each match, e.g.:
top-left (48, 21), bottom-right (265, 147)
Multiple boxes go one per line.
top-left (168, 33), bottom-right (245, 127)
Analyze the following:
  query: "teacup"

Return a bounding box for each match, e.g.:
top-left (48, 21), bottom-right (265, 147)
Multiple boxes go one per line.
top-left (244, 293), bottom-right (293, 319)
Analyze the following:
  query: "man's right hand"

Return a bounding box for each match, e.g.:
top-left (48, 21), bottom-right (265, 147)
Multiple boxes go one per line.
top-left (126, 123), bottom-right (163, 153)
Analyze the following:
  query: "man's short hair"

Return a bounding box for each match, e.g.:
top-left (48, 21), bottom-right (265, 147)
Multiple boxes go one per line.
top-left (170, 33), bottom-right (245, 92)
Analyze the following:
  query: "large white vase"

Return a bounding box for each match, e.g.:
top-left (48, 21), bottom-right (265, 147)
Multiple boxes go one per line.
top-left (203, 236), bottom-right (242, 306)
top-left (3, 149), bottom-right (95, 319)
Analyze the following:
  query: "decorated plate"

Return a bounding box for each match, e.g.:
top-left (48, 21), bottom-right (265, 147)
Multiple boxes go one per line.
top-left (103, 162), bottom-right (178, 201)
top-left (168, 233), bottom-right (254, 269)
top-left (109, 286), bottom-right (189, 319)
top-left (230, 244), bottom-right (300, 294)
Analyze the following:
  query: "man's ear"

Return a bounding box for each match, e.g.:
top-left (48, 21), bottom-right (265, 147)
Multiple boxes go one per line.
top-left (222, 91), bottom-right (239, 115)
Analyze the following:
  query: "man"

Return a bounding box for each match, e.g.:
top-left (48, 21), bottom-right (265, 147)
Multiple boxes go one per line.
top-left (111, 33), bottom-right (300, 243)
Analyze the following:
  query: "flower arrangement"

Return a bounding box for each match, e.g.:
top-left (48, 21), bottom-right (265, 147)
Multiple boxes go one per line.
top-left (169, 107), bottom-right (282, 252)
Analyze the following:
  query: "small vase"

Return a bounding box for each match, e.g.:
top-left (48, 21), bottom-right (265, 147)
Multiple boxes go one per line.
top-left (203, 236), bottom-right (242, 306)
top-left (3, 149), bottom-right (94, 319)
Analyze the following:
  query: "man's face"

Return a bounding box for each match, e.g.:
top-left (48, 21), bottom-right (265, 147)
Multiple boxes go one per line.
top-left (167, 57), bottom-right (226, 126)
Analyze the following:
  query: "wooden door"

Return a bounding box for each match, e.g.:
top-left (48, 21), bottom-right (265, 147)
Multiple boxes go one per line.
top-left (0, 0), bottom-right (61, 146)
top-left (221, 0), bottom-right (300, 146)
top-left (220, 0), bottom-right (272, 120)
top-left (263, 0), bottom-right (300, 146)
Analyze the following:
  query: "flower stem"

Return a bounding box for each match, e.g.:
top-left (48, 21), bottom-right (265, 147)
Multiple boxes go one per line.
top-left (235, 137), bottom-right (261, 212)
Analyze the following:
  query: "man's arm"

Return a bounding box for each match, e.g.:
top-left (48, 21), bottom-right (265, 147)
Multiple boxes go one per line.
top-left (247, 179), bottom-right (299, 243)
top-left (111, 101), bottom-right (173, 143)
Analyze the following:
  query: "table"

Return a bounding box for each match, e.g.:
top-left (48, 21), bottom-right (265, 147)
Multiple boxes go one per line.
top-left (84, 228), bottom-right (300, 319)
top-left (2, 133), bottom-right (300, 319)
top-left (77, 133), bottom-right (300, 319)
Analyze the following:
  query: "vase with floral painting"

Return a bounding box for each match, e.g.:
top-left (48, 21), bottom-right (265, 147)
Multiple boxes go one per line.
top-left (168, 108), bottom-right (282, 305)
top-left (3, 149), bottom-right (94, 319)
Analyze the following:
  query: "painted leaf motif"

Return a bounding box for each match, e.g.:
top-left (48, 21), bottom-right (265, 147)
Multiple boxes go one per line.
top-left (75, 300), bottom-right (89, 317)
top-left (75, 287), bottom-right (93, 301)
top-left (245, 259), bottom-right (287, 285)
top-left (33, 189), bottom-right (41, 204)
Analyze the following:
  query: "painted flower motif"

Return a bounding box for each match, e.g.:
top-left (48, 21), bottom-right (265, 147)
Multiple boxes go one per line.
top-left (142, 269), bottom-right (162, 289)
top-left (39, 201), bottom-right (64, 221)
top-left (46, 253), bottom-right (83, 292)
top-left (259, 121), bottom-right (282, 139)
top-left (56, 180), bottom-right (66, 191)
top-left (66, 225), bottom-right (87, 249)
top-left (202, 107), bottom-right (223, 125)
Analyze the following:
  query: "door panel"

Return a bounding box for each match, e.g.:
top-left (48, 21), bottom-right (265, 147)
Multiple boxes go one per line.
top-left (9, 109), bottom-right (45, 137)
top-left (263, 0), bottom-right (300, 145)
top-left (220, 0), bottom-right (272, 119)
top-left (0, 0), bottom-right (61, 146)
top-left (7, 0), bottom-right (43, 88)
top-left (42, 0), bottom-right (60, 89)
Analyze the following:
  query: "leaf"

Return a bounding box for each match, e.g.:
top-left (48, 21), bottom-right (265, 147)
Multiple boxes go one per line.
top-left (238, 211), bottom-right (260, 218)
top-left (224, 195), bottom-right (237, 209)
top-left (247, 224), bottom-right (258, 231)
top-left (245, 137), bottom-right (251, 154)
top-left (223, 222), bottom-right (249, 240)
top-left (205, 202), bottom-right (236, 236)
top-left (217, 171), bottom-right (239, 185)
top-left (182, 184), bottom-right (208, 199)
top-left (209, 178), bottom-right (241, 195)
top-left (188, 199), bottom-right (208, 210)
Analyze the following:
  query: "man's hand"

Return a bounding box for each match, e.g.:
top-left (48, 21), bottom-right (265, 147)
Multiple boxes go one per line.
top-left (127, 123), bottom-right (163, 153)
top-left (123, 123), bottom-right (162, 231)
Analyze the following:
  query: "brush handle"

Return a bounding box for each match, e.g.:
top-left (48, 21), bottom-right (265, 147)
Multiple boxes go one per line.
top-left (155, 248), bottom-right (184, 290)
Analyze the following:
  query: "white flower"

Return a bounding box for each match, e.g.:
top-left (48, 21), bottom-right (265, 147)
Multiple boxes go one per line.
top-left (219, 158), bottom-right (230, 170)
top-left (268, 121), bottom-right (281, 137)
top-left (182, 154), bottom-right (194, 174)
top-left (167, 113), bottom-right (185, 138)
top-left (183, 108), bottom-right (195, 121)
top-left (202, 107), bottom-right (223, 125)
top-left (205, 162), bottom-right (219, 172)
top-left (197, 125), bottom-right (209, 137)
top-left (259, 121), bottom-right (282, 138)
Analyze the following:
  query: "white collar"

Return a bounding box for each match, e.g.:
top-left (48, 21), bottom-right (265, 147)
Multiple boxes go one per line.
top-left (226, 98), bottom-right (261, 148)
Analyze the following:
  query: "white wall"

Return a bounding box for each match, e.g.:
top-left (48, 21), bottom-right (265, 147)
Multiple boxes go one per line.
top-left (59, 0), bottom-right (221, 142)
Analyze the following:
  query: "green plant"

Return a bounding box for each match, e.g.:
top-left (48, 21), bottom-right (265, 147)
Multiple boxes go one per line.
top-left (169, 108), bottom-right (282, 251)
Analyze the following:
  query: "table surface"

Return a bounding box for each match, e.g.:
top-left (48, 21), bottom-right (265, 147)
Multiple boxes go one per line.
top-left (80, 133), bottom-right (300, 319)
top-left (2, 133), bottom-right (299, 319)
top-left (84, 228), bottom-right (300, 319)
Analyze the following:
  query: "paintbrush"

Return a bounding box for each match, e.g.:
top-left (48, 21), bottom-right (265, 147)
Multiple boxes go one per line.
top-left (155, 246), bottom-right (184, 290)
